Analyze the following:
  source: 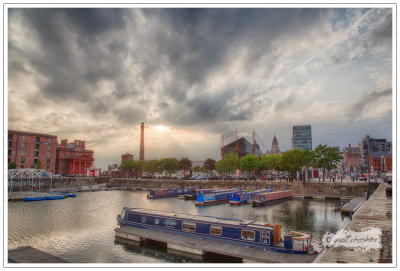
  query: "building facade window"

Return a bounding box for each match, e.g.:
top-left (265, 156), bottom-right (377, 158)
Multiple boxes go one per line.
top-left (35, 151), bottom-right (39, 157)
top-left (21, 150), bottom-right (25, 155)
top-left (8, 134), bottom-right (13, 140)
top-left (35, 144), bottom-right (39, 149)
top-left (35, 137), bottom-right (40, 143)
top-left (47, 159), bottom-right (50, 164)
top-left (8, 142), bottom-right (12, 148)
top-left (47, 152), bottom-right (51, 157)
top-left (23, 135), bottom-right (26, 140)
top-left (48, 145), bottom-right (51, 150)
top-left (22, 143), bottom-right (26, 148)
top-left (8, 149), bottom-right (11, 156)
top-left (21, 158), bottom-right (25, 163)
top-left (34, 159), bottom-right (38, 164)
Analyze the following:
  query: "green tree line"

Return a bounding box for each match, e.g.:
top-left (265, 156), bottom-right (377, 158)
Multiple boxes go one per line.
top-left (116, 144), bottom-right (342, 180)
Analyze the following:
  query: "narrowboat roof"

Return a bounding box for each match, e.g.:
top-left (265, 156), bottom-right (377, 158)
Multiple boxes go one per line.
top-left (124, 207), bottom-right (274, 230)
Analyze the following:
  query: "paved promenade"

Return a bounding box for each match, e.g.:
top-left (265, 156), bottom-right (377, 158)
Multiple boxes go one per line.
top-left (316, 182), bottom-right (392, 264)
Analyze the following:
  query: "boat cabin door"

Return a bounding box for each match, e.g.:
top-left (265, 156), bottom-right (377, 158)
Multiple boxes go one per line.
top-left (261, 230), bottom-right (270, 245)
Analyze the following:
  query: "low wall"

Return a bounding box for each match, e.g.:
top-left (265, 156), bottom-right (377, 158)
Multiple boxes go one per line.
top-left (109, 179), bottom-right (379, 198)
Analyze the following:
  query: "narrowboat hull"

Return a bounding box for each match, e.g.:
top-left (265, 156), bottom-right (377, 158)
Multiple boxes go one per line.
top-left (195, 189), bottom-right (241, 206)
top-left (252, 196), bottom-right (292, 207)
top-left (184, 194), bottom-right (196, 200)
top-left (195, 198), bottom-right (230, 206)
top-left (229, 188), bottom-right (274, 205)
top-left (147, 187), bottom-right (194, 199)
top-left (116, 207), bottom-right (315, 255)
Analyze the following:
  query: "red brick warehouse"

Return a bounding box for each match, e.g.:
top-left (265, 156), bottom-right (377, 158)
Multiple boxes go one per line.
top-left (55, 139), bottom-right (95, 176)
top-left (8, 130), bottom-right (58, 172)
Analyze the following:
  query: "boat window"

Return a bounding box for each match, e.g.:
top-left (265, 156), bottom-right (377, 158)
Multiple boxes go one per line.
top-left (182, 221), bottom-right (196, 231)
top-left (210, 225), bottom-right (222, 235)
top-left (241, 230), bottom-right (255, 241)
top-left (142, 217), bottom-right (146, 223)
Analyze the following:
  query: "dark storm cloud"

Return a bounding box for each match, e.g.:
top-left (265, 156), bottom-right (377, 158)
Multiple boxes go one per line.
top-left (9, 8), bottom-right (392, 138)
top-left (9, 9), bottom-right (128, 101)
top-left (113, 106), bottom-right (146, 124)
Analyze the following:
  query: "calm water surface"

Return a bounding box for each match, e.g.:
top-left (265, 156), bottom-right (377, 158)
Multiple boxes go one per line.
top-left (8, 190), bottom-right (349, 263)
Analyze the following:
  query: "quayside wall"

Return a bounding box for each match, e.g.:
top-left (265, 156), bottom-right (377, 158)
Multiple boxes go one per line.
top-left (109, 179), bottom-right (379, 198)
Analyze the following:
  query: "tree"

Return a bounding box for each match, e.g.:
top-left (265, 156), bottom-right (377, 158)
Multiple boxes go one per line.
top-left (204, 158), bottom-right (216, 172)
top-left (215, 152), bottom-right (239, 178)
top-left (240, 154), bottom-right (260, 177)
top-left (159, 158), bottom-right (179, 174)
top-left (314, 144), bottom-right (343, 181)
top-left (120, 160), bottom-right (144, 176)
top-left (259, 154), bottom-right (282, 179)
top-left (281, 149), bottom-right (305, 181)
top-left (193, 165), bottom-right (202, 173)
top-left (144, 159), bottom-right (160, 173)
top-left (179, 157), bottom-right (192, 175)
top-left (8, 162), bottom-right (17, 169)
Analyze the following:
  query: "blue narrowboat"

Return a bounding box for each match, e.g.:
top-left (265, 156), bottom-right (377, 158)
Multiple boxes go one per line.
top-left (195, 189), bottom-right (242, 206)
top-left (182, 188), bottom-right (218, 200)
top-left (184, 188), bottom-right (237, 200)
top-left (117, 207), bottom-right (315, 254)
top-left (147, 187), bottom-right (194, 199)
top-left (229, 188), bottom-right (274, 205)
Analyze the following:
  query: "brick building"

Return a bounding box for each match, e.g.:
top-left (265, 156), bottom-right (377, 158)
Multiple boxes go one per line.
top-left (343, 144), bottom-right (361, 173)
top-left (121, 152), bottom-right (134, 163)
top-left (369, 152), bottom-right (392, 173)
top-left (359, 135), bottom-right (391, 172)
top-left (8, 130), bottom-right (58, 172)
top-left (55, 139), bottom-right (95, 176)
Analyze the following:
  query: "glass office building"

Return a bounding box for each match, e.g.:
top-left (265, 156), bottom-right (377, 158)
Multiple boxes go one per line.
top-left (292, 125), bottom-right (312, 150)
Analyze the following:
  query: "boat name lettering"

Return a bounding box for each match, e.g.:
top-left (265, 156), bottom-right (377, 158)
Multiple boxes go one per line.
top-left (164, 219), bottom-right (177, 227)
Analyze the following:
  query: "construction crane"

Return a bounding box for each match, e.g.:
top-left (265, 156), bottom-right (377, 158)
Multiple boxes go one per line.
top-left (254, 130), bottom-right (269, 154)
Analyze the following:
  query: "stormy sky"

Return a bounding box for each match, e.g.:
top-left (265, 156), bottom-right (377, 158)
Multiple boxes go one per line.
top-left (7, 7), bottom-right (393, 169)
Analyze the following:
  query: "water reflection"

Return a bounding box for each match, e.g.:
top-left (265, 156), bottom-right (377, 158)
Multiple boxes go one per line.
top-left (8, 190), bottom-right (348, 263)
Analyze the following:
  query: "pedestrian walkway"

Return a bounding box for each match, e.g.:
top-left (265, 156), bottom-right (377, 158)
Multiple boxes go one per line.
top-left (340, 197), bottom-right (366, 216)
top-left (316, 183), bottom-right (392, 264)
top-left (8, 246), bottom-right (69, 263)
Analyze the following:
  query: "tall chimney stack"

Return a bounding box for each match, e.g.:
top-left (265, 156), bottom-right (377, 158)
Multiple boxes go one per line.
top-left (140, 122), bottom-right (145, 161)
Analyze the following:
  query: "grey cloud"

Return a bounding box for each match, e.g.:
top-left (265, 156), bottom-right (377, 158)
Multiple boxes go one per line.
top-left (274, 96), bottom-right (295, 113)
top-left (8, 8), bottom-right (393, 168)
top-left (347, 88), bottom-right (391, 116)
top-left (113, 106), bottom-right (146, 124)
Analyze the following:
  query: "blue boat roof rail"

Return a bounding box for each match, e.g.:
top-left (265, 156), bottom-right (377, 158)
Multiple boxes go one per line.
top-left (240, 220), bottom-right (256, 225)
top-left (216, 217), bottom-right (244, 222)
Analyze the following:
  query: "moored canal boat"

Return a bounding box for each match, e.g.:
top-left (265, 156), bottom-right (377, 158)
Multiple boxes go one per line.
top-left (195, 189), bottom-right (242, 206)
top-left (183, 188), bottom-right (219, 200)
top-left (252, 190), bottom-right (292, 207)
top-left (147, 187), bottom-right (195, 199)
top-left (229, 188), bottom-right (273, 205)
top-left (116, 207), bottom-right (315, 254)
